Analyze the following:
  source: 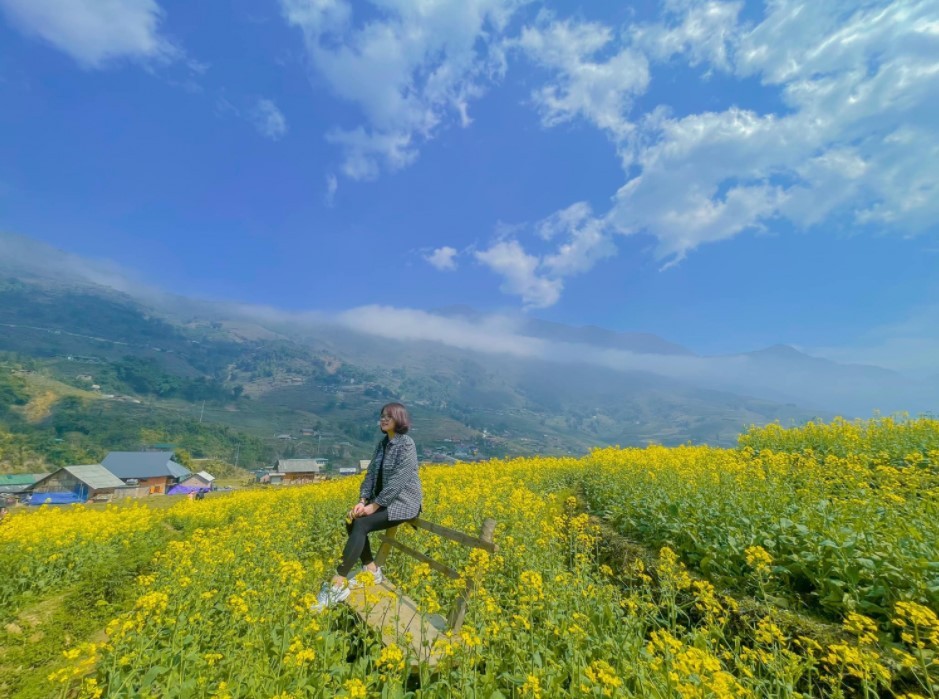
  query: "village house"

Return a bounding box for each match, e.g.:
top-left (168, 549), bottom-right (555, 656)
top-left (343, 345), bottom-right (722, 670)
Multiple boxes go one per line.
top-left (0, 473), bottom-right (44, 496)
top-left (1, 473), bottom-right (46, 506)
top-left (27, 465), bottom-right (128, 505)
top-left (178, 470), bottom-right (216, 489)
top-left (166, 470), bottom-right (217, 496)
top-left (337, 465), bottom-right (359, 476)
top-left (272, 458), bottom-right (327, 484)
top-left (258, 471), bottom-right (284, 485)
top-left (102, 451), bottom-right (191, 496)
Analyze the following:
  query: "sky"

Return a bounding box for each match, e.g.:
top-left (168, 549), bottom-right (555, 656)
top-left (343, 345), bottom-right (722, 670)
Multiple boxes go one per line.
top-left (0, 0), bottom-right (937, 374)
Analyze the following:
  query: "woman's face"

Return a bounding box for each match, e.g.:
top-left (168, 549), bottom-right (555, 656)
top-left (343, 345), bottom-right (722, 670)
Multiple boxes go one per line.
top-left (379, 411), bottom-right (396, 433)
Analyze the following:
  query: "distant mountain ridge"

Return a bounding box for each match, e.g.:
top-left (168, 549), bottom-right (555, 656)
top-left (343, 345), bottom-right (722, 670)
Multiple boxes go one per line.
top-left (1, 231), bottom-right (935, 460)
top-left (0, 273), bottom-right (814, 454)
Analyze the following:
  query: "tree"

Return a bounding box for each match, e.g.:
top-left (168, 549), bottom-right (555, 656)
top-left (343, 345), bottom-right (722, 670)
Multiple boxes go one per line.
top-left (174, 449), bottom-right (194, 469)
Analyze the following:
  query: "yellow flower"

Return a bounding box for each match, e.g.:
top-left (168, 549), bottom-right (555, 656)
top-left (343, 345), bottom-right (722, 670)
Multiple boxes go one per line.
top-left (658, 547), bottom-right (692, 590)
top-left (78, 677), bottom-right (103, 699)
top-left (585, 659), bottom-right (622, 695)
top-left (378, 643), bottom-right (405, 672)
top-left (520, 673), bottom-right (542, 698)
top-left (823, 643), bottom-right (891, 685)
top-left (843, 612), bottom-right (879, 646)
top-left (343, 678), bottom-right (368, 698)
top-left (893, 601), bottom-right (939, 647)
top-left (744, 546), bottom-right (772, 574)
top-left (754, 618), bottom-right (786, 646)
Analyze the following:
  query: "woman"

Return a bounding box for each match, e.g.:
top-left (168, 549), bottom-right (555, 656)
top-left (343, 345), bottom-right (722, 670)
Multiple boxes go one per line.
top-left (313, 402), bottom-right (422, 610)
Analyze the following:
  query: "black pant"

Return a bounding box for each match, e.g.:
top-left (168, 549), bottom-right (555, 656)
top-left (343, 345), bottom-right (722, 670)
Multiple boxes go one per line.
top-left (338, 508), bottom-right (398, 577)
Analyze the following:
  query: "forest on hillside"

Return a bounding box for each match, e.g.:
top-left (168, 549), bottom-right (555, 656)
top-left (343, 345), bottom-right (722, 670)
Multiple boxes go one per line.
top-left (0, 360), bottom-right (272, 473)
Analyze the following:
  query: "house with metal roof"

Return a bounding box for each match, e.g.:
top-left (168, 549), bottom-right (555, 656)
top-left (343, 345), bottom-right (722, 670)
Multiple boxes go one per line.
top-left (28, 465), bottom-right (128, 505)
top-left (177, 470), bottom-right (216, 489)
top-left (0, 473), bottom-right (44, 495)
top-left (101, 451), bottom-right (191, 495)
top-left (272, 458), bottom-right (328, 484)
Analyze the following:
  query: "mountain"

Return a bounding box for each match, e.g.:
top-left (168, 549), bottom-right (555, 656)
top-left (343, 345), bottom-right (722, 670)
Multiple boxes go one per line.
top-left (0, 231), bottom-right (934, 466)
top-left (716, 344), bottom-right (934, 416)
top-left (0, 276), bottom-right (812, 462)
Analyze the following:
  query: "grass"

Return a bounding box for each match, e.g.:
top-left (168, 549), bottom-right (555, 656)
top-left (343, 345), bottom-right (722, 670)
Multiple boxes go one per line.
top-left (0, 540), bottom-right (170, 699)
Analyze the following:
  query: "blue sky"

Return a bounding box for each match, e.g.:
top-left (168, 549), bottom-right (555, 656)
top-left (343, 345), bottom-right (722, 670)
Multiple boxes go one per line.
top-left (0, 0), bottom-right (937, 372)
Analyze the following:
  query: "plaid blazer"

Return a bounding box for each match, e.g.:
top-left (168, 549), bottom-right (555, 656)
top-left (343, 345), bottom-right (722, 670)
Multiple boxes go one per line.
top-left (360, 434), bottom-right (422, 522)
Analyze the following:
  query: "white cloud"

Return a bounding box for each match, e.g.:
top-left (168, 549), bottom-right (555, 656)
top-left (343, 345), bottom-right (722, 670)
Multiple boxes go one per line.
top-left (425, 246), bottom-right (459, 271)
top-left (325, 174), bottom-right (338, 206)
top-left (611, 106), bottom-right (796, 261)
top-left (330, 304), bottom-right (935, 415)
top-left (280, 0), bottom-right (530, 180)
top-left (474, 240), bottom-right (561, 309)
top-left (538, 202), bottom-right (616, 276)
top-left (517, 18), bottom-right (649, 140)
top-left (636, 0), bottom-right (938, 260)
top-left (514, 0), bottom-right (939, 267)
top-left (631, 0), bottom-right (742, 69)
top-left (537, 200), bottom-right (591, 239)
top-left (251, 98), bottom-right (288, 141)
top-left (325, 127), bottom-right (417, 180)
top-left (475, 202), bottom-right (615, 307)
top-left (0, 231), bottom-right (157, 297)
top-left (0, 0), bottom-right (177, 69)
top-left (338, 305), bottom-right (545, 357)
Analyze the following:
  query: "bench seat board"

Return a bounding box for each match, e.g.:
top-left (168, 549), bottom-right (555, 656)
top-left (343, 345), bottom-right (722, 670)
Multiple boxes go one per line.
top-left (345, 580), bottom-right (453, 668)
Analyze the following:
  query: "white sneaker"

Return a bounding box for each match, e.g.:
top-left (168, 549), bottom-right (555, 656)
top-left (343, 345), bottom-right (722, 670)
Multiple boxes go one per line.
top-left (311, 581), bottom-right (351, 612)
top-left (350, 566), bottom-right (384, 588)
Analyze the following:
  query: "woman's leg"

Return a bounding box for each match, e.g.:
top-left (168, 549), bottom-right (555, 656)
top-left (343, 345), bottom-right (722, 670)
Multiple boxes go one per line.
top-left (337, 508), bottom-right (394, 578)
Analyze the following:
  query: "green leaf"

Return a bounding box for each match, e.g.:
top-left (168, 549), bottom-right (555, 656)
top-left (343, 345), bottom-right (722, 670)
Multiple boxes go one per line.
top-left (141, 665), bottom-right (167, 689)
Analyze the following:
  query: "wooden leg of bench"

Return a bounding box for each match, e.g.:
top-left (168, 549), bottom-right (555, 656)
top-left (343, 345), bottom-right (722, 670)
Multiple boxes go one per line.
top-left (374, 525), bottom-right (399, 568)
top-left (447, 517), bottom-right (496, 633)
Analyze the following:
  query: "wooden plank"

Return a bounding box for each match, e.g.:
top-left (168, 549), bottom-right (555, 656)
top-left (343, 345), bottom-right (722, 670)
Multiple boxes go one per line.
top-left (409, 518), bottom-right (497, 552)
top-left (345, 580), bottom-right (454, 669)
top-left (447, 518), bottom-right (496, 633)
top-left (344, 515), bottom-right (499, 668)
top-left (373, 525), bottom-right (398, 568)
top-left (380, 538), bottom-right (460, 580)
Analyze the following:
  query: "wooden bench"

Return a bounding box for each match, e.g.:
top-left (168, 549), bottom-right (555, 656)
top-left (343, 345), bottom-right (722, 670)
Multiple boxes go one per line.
top-left (345, 517), bottom-right (497, 669)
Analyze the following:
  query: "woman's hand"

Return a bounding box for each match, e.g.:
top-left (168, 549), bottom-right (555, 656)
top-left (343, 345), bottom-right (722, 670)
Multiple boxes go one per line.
top-left (351, 502), bottom-right (368, 518)
top-left (361, 502), bottom-right (379, 516)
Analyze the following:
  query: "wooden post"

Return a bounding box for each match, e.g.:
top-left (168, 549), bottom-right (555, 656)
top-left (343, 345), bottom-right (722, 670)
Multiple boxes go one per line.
top-left (374, 525), bottom-right (399, 568)
top-left (447, 517), bottom-right (496, 633)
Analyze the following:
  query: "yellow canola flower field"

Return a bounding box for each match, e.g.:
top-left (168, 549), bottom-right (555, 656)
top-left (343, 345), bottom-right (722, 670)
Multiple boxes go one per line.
top-left (1, 417), bottom-right (937, 697)
top-left (581, 442), bottom-right (939, 621)
top-left (0, 500), bottom-right (165, 608)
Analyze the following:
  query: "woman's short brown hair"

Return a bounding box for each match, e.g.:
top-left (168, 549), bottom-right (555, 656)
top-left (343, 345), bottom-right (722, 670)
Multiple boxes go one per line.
top-left (381, 402), bottom-right (411, 434)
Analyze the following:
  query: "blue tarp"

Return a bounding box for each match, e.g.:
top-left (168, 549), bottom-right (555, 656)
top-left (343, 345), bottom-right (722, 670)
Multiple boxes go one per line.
top-left (167, 485), bottom-right (210, 496)
top-left (167, 485), bottom-right (199, 495)
top-left (29, 492), bottom-right (85, 505)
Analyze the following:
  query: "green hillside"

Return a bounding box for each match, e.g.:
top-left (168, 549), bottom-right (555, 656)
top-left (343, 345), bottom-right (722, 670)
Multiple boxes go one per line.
top-left (0, 277), bottom-right (824, 472)
top-left (0, 363), bottom-right (272, 473)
